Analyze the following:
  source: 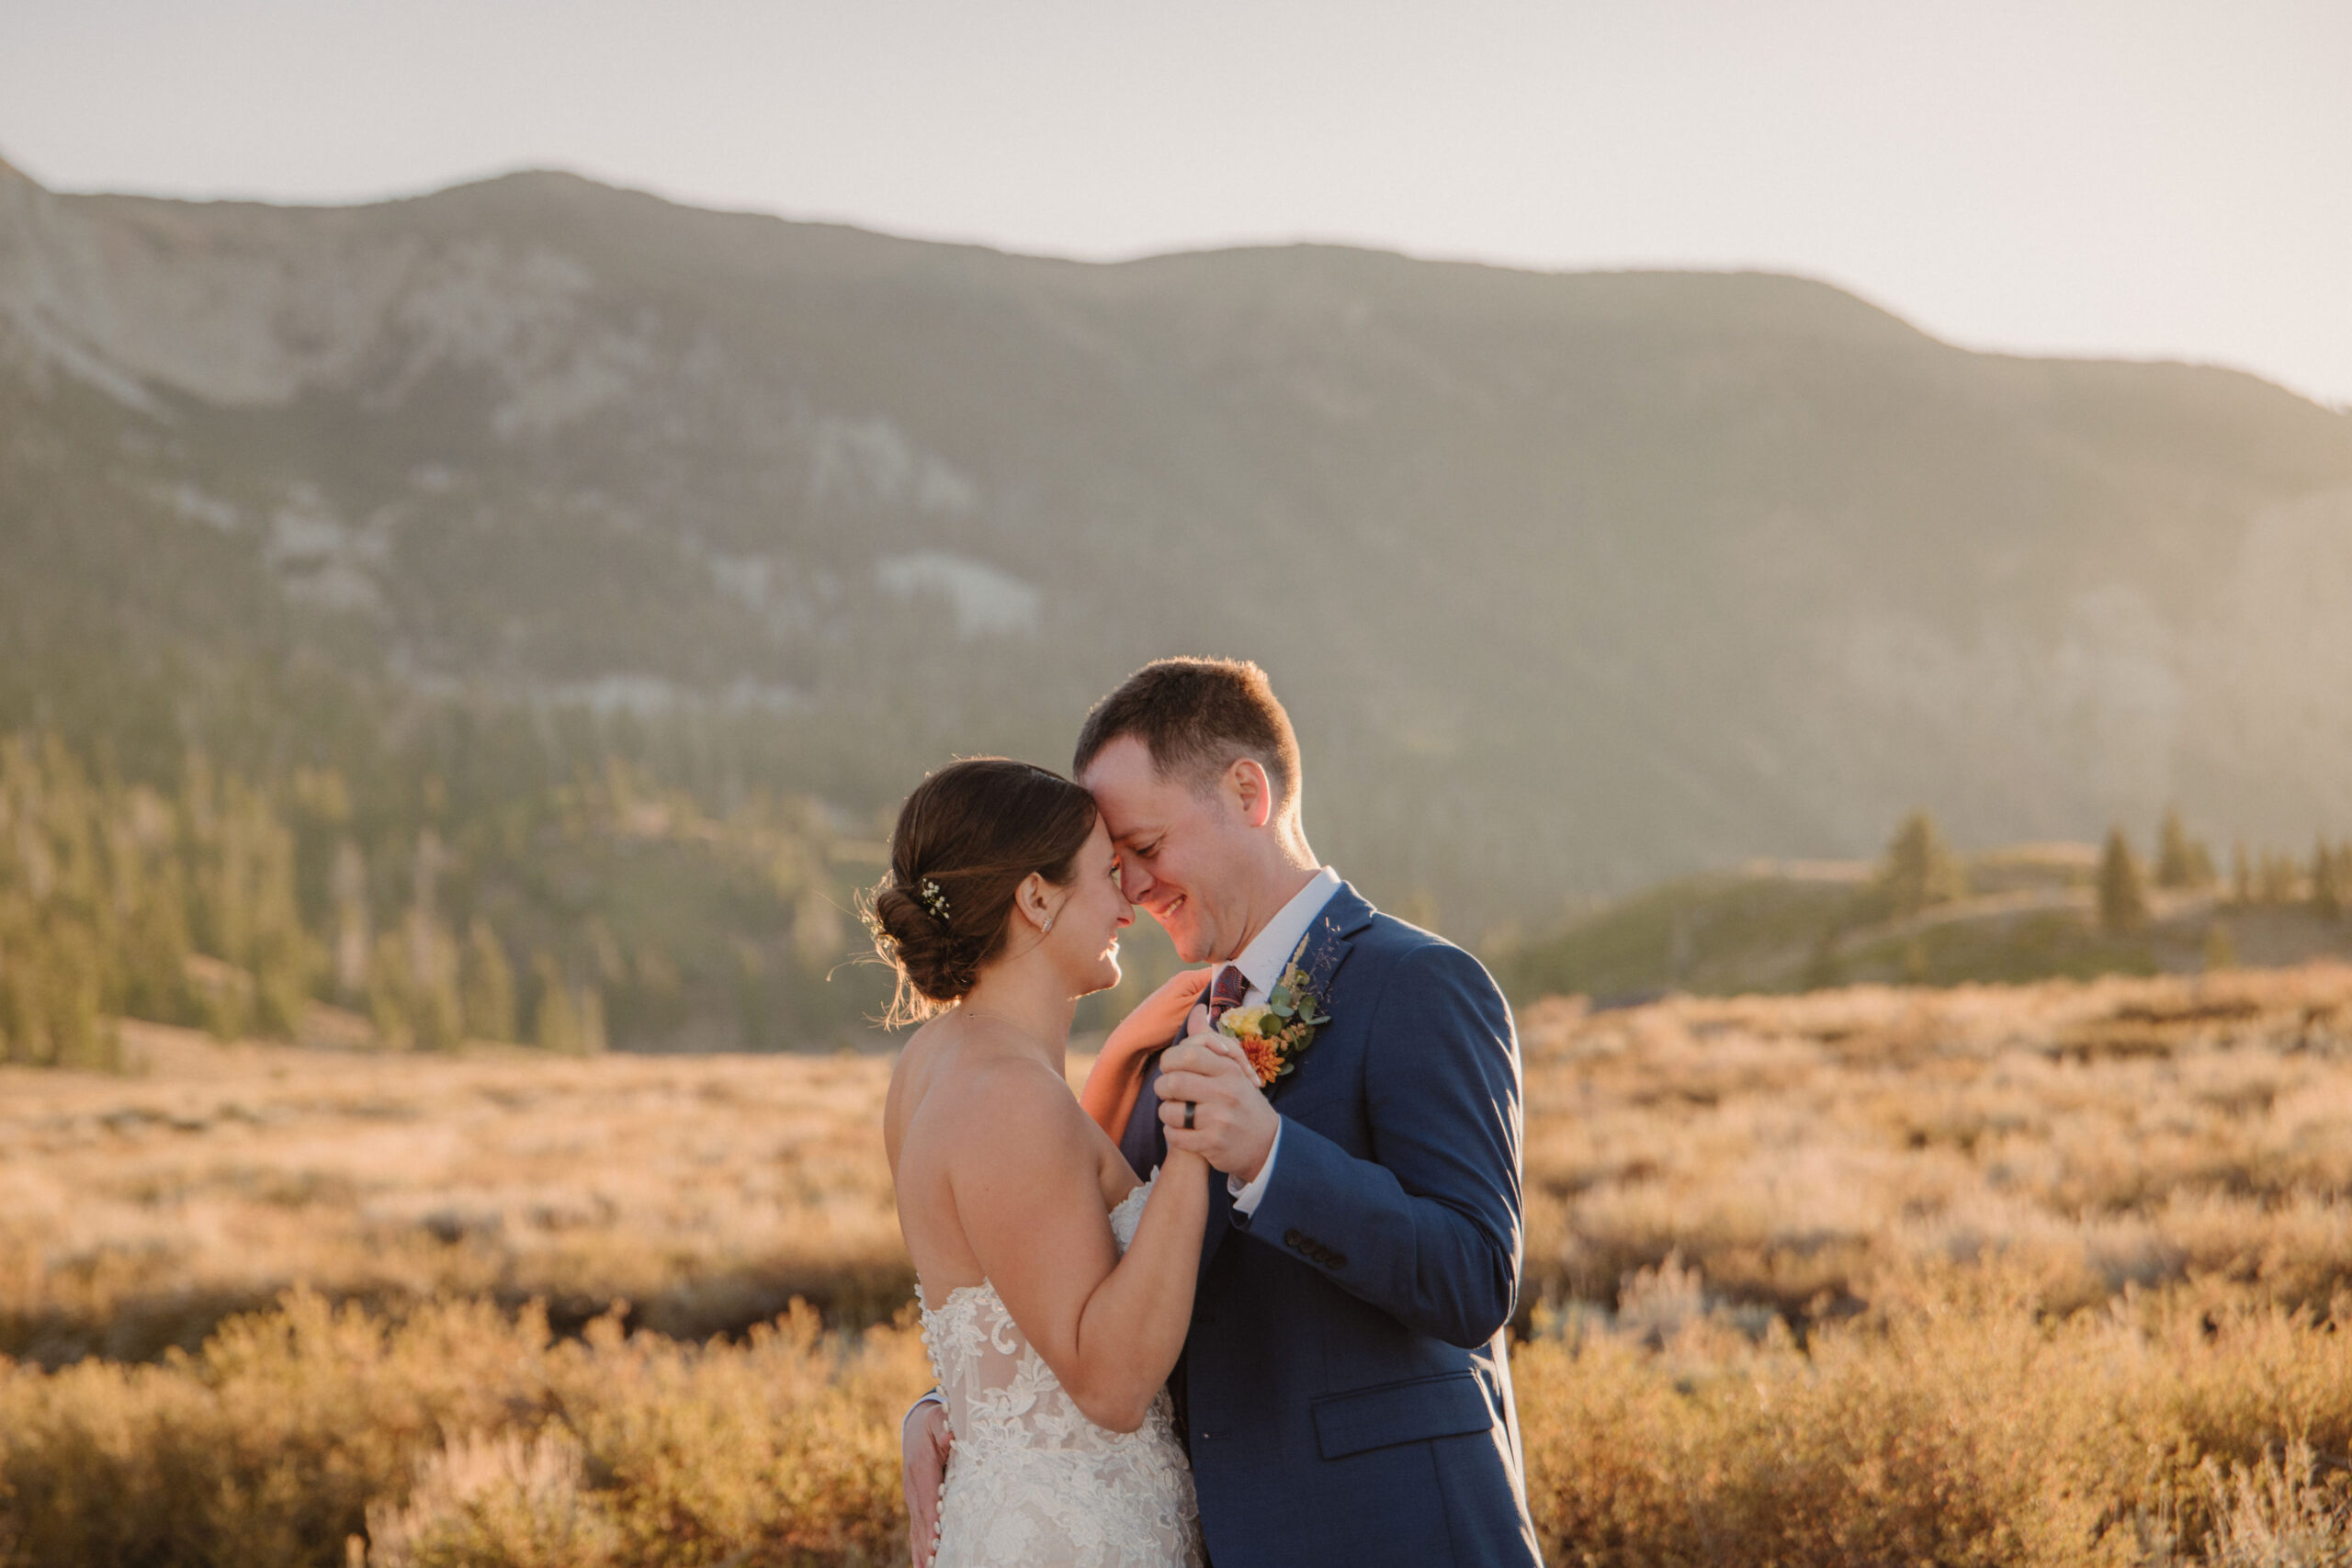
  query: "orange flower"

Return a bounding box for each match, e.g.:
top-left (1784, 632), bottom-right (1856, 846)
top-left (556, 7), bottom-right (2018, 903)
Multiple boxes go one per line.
top-left (1241, 1036), bottom-right (1283, 1087)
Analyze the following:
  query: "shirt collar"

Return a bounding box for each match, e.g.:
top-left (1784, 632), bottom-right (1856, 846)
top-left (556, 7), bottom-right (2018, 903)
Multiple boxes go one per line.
top-left (1230, 866), bottom-right (1343, 1000)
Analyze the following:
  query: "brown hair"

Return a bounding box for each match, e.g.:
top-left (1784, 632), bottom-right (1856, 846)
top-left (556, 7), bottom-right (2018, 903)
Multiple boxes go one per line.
top-left (865, 758), bottom-right (1100, 1026)
top-left (1072, 658), bottom-right (1302, 813)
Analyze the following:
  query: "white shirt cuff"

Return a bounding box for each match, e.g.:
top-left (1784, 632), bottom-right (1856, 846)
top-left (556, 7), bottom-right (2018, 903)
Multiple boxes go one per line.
top-left (1227, 1120), bottom-right (1283, 1214)
top-left (903, 1390), bottom-right (944, 1429)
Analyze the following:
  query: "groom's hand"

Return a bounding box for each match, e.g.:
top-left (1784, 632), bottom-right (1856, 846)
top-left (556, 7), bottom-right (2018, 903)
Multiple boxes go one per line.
top-left (1157, 1010), bottom-right (1280, 1182)
top-left (901, 1399), bottom-right (951, 1565)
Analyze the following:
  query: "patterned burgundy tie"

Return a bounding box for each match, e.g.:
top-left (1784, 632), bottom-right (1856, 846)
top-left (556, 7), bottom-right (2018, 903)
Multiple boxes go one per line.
top-left (1205, 963), bottom-right (1250, 1023)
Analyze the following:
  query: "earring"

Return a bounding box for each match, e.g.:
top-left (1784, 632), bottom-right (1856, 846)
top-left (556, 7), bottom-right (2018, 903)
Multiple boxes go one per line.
top-left (1043, 916), bottom-right (1055, 933)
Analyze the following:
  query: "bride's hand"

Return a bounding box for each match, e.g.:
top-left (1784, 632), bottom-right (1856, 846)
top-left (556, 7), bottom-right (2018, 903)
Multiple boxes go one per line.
top-left (1102, 968), bottom-right (1213, 1058)
top-left (1157, 1017), bottom-right (1279, 1183)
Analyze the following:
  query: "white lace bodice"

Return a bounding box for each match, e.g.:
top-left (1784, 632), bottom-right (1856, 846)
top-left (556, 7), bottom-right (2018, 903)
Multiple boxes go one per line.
top-left (918, 1178), bottom-right (1204, 1568)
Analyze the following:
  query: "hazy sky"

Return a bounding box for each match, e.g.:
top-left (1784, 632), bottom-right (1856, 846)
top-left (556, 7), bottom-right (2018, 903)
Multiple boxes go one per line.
top-left (3, 1), bottom-right (2346, 406)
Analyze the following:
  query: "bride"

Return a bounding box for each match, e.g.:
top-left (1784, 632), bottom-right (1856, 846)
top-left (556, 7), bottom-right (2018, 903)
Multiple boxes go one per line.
top-left (875, 758), bottom-right (1225, 1568)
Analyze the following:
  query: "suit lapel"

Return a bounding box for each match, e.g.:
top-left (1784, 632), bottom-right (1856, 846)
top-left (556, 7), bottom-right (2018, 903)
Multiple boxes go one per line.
top-left (1195, 884), bottom-right (1377, 1287)
top-left (1263, 886), bottom-right (1373, 1108)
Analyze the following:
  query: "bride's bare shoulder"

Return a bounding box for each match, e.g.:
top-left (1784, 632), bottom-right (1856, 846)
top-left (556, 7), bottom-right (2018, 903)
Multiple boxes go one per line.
top-left (921, 1051), bottom-right (1091, 1168)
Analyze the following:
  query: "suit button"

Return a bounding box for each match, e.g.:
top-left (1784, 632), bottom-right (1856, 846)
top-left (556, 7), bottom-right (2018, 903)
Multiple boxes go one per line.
top-left (1283, 1228), bottom-right (1305, 1250)
top-left (1327, 1251), bottom-right (1348, 1269)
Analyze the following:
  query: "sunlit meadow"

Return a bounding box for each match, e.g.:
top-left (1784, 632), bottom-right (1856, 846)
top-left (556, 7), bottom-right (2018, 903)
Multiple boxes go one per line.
top-left (8, 964), bottom-right (2352, 1565)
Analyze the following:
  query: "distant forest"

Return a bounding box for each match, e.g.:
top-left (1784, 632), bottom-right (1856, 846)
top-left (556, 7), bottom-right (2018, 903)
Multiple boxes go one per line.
top-left (0, 703), bottom-right (901, 1067)
top-left (8, 660), bottom-right (2348, 1068)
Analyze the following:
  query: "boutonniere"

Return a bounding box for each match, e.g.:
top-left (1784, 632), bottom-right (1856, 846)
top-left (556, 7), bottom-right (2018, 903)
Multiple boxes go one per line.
top-left (1216, 930), bottom-right (1334, 1092)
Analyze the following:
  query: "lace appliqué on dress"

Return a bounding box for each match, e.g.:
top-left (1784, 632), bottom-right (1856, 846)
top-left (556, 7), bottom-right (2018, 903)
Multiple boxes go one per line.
top-left (919, 1179), bottom-right (1205, 1568)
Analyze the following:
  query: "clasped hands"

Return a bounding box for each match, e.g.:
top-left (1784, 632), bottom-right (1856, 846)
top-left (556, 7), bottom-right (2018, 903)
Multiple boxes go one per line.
top-left (1156, 1004), bottom-right (1280, 1185)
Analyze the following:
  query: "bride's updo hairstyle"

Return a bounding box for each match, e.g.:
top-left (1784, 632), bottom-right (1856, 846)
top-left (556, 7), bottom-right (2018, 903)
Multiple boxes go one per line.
top-left (865, 758), bottom-right (1099, 1026)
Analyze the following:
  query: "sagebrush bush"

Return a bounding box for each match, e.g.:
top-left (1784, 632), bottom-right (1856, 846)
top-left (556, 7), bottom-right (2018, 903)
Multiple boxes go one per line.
top-left (10, 965), bottom-right (2352, 1563)
top-left (1517, 1269), bottom-right (2352, 1567)
top-left (0, 1292), bottom-right (927, 1568)
top-left (7, 1274), bottom-right (2352, 1566)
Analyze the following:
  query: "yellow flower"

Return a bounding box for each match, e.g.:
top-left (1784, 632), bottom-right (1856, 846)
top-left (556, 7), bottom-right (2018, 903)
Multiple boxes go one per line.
top-left (1218, 1004), bottom-right (1276, 1039)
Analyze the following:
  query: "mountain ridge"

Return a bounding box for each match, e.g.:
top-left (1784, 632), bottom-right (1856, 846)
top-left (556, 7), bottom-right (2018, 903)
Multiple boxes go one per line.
top-left (4, 152), bottom-right (2349, 931)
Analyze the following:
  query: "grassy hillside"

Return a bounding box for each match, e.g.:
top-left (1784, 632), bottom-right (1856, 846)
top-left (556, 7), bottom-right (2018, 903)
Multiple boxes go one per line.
top-left (1501, 819), bottom-right (2352, 1002)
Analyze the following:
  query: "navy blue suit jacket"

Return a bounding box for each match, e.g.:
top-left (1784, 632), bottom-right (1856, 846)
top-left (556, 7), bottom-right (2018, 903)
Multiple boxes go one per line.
top-left (1124, 885), bottom-right (1541, 1568)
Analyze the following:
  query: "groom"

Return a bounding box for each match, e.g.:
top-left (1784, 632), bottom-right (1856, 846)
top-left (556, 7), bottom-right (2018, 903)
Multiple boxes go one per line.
top-left (905, 657), bottom-right (1541, 1568)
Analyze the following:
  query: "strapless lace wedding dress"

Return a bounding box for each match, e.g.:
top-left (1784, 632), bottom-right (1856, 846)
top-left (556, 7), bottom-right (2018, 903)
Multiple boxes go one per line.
top-left (918, 1179), bottom-right (1205, 1568)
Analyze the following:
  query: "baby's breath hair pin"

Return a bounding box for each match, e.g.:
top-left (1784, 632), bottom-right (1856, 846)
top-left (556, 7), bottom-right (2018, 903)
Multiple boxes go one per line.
top-left (919, 878), bottom-right (952, 924)
top-left (859, 903), bottom-right (895, 951)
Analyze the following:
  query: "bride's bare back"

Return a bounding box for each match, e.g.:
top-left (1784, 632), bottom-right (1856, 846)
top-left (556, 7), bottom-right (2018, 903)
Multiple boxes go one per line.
top-left (888, 1005), bottom-right (1208, 1433)
top-left (887, 1013), bottom-right (1137, 1313)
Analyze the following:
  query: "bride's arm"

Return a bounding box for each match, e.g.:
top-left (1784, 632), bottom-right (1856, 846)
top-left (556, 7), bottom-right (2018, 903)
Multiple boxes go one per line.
top-left (953, 1065), bottom-right (1209, 1434)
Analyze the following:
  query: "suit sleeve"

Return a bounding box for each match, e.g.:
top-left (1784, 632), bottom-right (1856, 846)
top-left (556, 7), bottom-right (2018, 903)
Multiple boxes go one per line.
top-left (1232, 941), bottom-right (1524, 1348)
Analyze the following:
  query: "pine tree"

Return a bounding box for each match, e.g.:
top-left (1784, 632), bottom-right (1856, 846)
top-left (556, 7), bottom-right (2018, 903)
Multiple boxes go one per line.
top-left (2232, 841), bottom-right (2253, 906)
top-left (578, 984), bottom-right (608, 1055)
top-left (250, 924), bottom-right (315, 1040)
top-left (332, 840), bottom-right (370, 1002)
top-left (460, 919), bottom-right (517, 1043)
top-left (2098, 828), bottom-right (2149, 934)
top-left (44, 918), bottom-right (116, 1070)
top-left (407, 912), bottom-right (464, 1053)
top-left (1877, 810), bottom-right (1967, 919)
top-left (532, 953), bottom-right (582, 1055)
top-left (2316, 839), bottom-right (2345, 922)
top-left (118, 860), bottom-right (193, 1025)
top-left (2155, 809), bottom-right (2215, 890)
top-left (367, 931), bottom-right (413, 1048)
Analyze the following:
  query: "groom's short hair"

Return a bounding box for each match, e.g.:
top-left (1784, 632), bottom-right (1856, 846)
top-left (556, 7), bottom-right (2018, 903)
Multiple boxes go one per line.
top-left (1074, 658), bottom-right (1302, 813)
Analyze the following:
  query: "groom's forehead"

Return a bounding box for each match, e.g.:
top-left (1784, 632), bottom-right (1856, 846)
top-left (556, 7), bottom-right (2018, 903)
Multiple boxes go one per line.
top-left (1096, 794), bottom-right (1182, 848)
top-left (1094, 798), bottom-right (1160, 841)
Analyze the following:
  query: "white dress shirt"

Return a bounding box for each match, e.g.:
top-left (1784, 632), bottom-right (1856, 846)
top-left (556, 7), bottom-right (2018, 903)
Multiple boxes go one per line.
top-left (1219, 865), bottom-right (1343, 1215)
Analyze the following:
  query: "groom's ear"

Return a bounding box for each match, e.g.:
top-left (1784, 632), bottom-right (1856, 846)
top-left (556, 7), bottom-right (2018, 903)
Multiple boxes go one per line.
top-left (1223, 758), bottom-right (1275, 830)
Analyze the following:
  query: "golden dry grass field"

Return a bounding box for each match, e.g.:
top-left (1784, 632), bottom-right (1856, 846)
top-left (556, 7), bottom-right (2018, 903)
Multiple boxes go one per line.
top-left (7, 965), bottom-right (2352, 1566)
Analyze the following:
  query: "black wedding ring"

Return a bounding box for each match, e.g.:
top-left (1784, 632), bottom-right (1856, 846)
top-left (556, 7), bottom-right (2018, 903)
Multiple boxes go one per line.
top-left (1182, 1100), bottom-right (1196, 1130)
